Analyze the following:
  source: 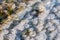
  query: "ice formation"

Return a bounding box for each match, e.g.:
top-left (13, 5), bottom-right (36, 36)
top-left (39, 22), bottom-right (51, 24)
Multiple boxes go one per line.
top-left (0, 0), bottom-right (60, 40)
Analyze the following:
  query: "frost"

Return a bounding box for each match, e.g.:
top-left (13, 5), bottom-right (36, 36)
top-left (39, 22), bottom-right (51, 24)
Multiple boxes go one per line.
top-left (0, 0), bottom-right (60, 40)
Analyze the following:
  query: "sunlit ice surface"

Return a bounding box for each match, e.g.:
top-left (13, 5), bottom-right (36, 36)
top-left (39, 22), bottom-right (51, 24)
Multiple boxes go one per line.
top-left (0, 0), bottom-right (60, 40)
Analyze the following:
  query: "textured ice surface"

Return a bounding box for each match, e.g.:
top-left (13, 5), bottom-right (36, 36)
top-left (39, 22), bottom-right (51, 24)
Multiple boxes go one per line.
top-left (0, 0), bottom-right (60, 40)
